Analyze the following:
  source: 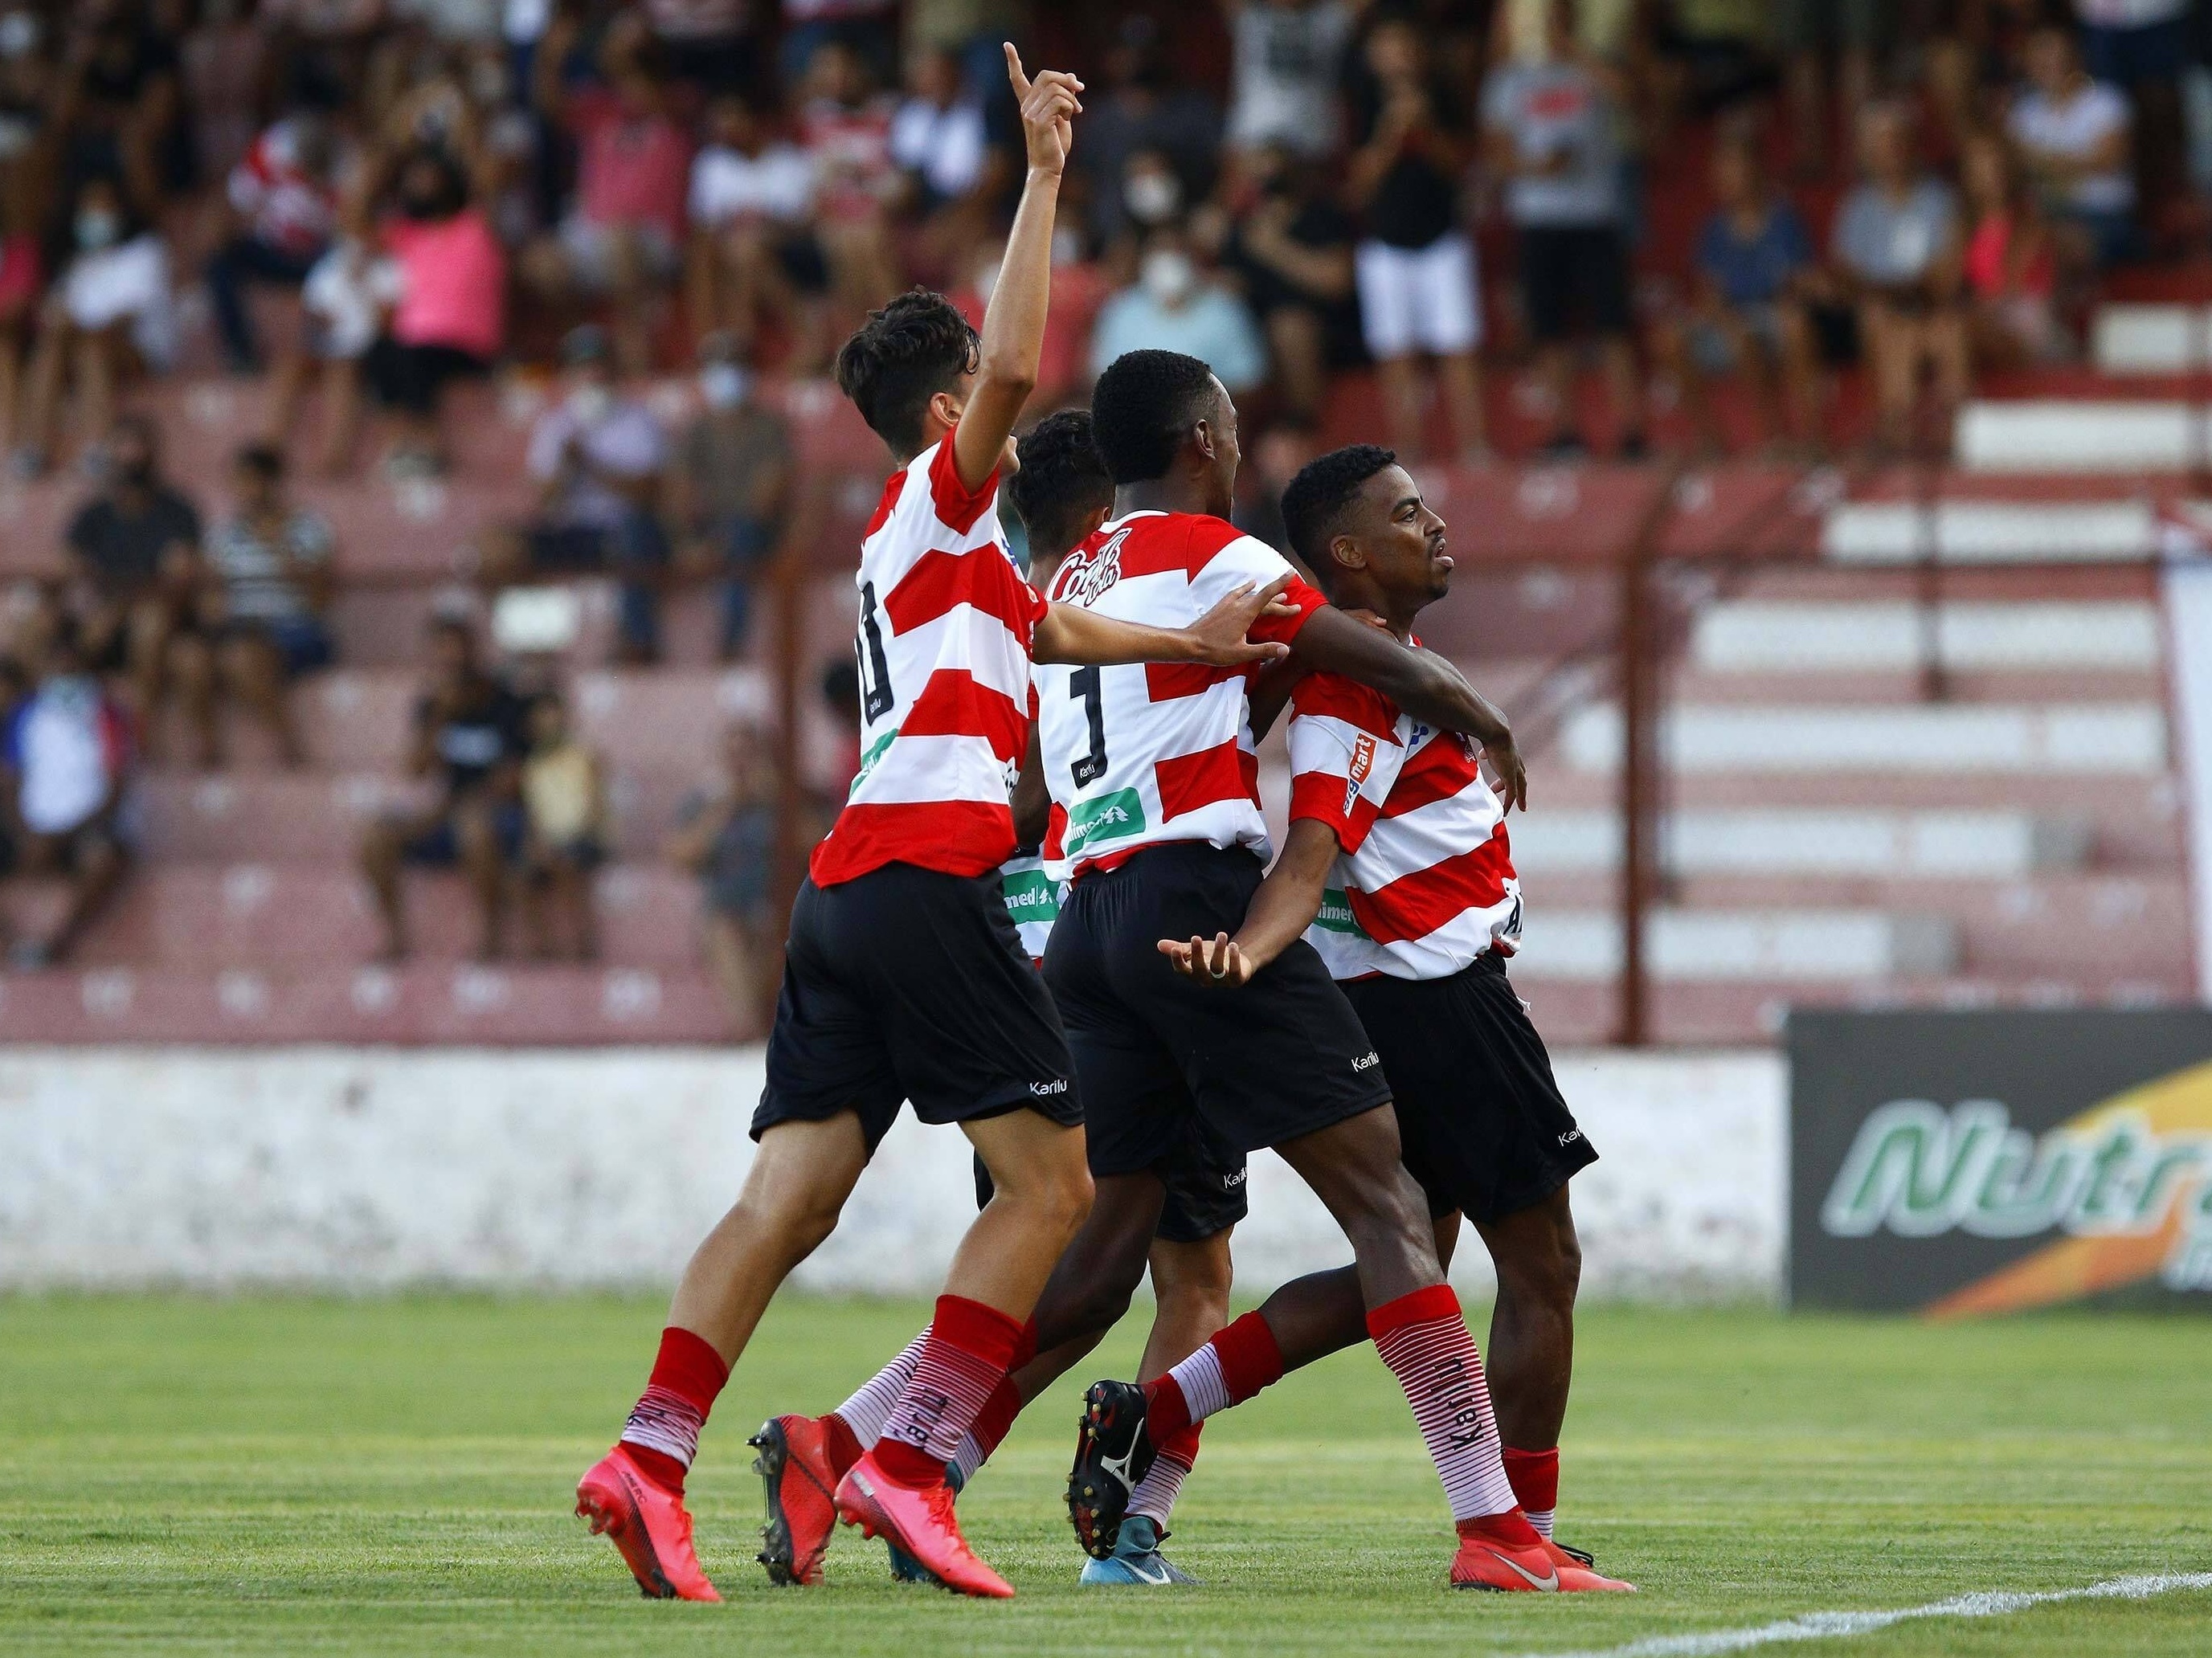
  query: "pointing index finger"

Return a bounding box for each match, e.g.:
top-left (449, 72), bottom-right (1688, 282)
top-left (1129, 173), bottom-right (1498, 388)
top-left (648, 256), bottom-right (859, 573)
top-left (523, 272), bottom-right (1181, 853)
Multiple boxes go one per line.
top-left (1003, 41), bottom-right (1031, 100)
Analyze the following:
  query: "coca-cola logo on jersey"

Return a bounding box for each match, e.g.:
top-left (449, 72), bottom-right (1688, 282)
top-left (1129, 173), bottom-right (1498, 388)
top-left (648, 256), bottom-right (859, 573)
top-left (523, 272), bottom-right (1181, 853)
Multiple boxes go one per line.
top-left (1053, 526), bottom-right (1129, 606)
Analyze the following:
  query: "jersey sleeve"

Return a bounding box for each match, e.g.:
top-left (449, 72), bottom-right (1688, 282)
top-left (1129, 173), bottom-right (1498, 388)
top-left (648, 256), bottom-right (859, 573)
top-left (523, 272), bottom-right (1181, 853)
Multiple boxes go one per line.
top-left (924, 428), bottom-right (1000, 536)
top-left (1286, 673), bottom-right (1405, 854)
top-left (1192, 526), bottom-right (1327, 647)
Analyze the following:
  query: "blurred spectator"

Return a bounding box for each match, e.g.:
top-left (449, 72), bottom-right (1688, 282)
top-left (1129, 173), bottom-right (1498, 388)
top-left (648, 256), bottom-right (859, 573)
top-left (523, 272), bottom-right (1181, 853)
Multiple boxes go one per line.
top-left (358, 614), bottom-right (530, 962)
top-left (207, 111), bottom-right (343, 374)
top-left (1354, 14), bottom-right (1486, 466)
top-left (2008, 23), bottom-right (2135, 270)
top-left (1, 618), bottom-right (133, 970)
top-left (1224, 0), bottom-right (1355, 161)
top-left (2073, 0), bottom-right (2187, 220)
top-left (1485, 1), bottom-right (1647, 459)
top-left (1961, 129), bottom-right (2062, 368)
top-left (643, 0), bottom-right (758, 100)
top-left (1653, 133), bottom-right (1820, 456)
top-left (1090, 224), bottom-right (1266, 396)
top-left (1827, 103), bottom-right (1966, 455)
top-left (1233, 415), bottom-right (1319, 552)
top-left (180, 0), bottom-right (270, 184)
top-left (198, 443), bottom-right (337, 767)
top-left (519, 687), bottom-right (606, 960)
top-left (17, 176), bottom-right (178, 476)
top-left (0, 184), bottom-right (41, 460)
top-left (888, 44), bottom-right (1002, 270)
top-left (685, 92), bottom-right (828, 365)
top-left (286, 210), bottom-right (401, 476)
top-left (490, 325), bottom-right (671, 664)
top-left (525, 13), bottom-right (690, 374)
top-left (57, 7), bottom-right (186, 219)
top-left (669, 333), bottom-right (790, 662)
top-left (365, 144), bottom-right (505, 476)
top-left (1776, 0), bottom-right (1883, 178)
top-left (63, 414), bottom-right (202, 760)
top-left (1080, 17), bottom-right (1223, 247)
top-left (1224, 144), bottom-right (1358, 426)
top-left (667, 715), bottom-right (775, 1032)
top-left (796, 40), bottom-right (902, 337)
top-left (950, 241), bottom-right (1109, 412)
top-left (779, 0), bottom-right (897, 91)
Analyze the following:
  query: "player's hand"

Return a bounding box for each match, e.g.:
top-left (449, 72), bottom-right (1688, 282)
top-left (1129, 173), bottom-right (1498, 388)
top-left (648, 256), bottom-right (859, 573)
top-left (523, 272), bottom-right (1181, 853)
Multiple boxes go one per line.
top-left (1486, 735), bottom-right (1527, 814)
top-left (1159, 932), bottom-right (1256, 988)
top-left (1187, 575), bottom-right (1298, 667)
top-left (1005, 44), bottom-right (1081, 178)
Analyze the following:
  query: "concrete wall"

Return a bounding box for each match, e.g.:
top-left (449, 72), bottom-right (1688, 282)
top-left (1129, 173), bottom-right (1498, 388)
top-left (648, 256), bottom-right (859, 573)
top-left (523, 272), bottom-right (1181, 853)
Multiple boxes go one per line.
top-left (0, 1046), bottom-right (1784, 1300)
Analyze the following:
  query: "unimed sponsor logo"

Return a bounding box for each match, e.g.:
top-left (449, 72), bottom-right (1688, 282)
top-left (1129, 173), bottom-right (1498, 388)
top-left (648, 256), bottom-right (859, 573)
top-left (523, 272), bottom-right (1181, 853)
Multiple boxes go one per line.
top-left (1314, 889), bottom-right (1367, 935)
top-left (1000, 869), bottom-right (1059, 917)
top-left (849, 727), bottom-right (897, 794)
top-left (1065, 787), bottom-right (1146, 851)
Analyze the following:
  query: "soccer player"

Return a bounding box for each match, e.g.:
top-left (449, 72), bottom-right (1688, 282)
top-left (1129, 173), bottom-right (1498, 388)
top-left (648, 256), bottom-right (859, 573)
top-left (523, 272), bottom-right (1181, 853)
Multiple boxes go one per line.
top-left (574, 51), bottom-right (1298, 1604)
top-left (1132, 443), bottom-right (1629, 1587)
top-left (753, 409), bottom-right (1248, 1591)
top-left (1038, 348), bottom-right (1619, 1593)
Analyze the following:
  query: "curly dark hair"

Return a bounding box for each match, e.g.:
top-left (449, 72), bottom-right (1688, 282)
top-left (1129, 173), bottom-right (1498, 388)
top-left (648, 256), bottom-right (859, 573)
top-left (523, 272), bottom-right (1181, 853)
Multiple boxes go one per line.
top-left (1089, 349), bottom-right (1220, 485)
top-left (1008, 410), bottom-right (1114, 564)
top-left (834, 288), bottom-right (980, 456)
top-left (1280, 444), bottom-right (1398, 590)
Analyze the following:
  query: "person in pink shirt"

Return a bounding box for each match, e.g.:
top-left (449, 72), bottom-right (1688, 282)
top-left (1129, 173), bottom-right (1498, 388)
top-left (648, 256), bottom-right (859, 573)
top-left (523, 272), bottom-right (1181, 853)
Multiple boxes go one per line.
top-left (1959, 130), bottom-right (2060, 370)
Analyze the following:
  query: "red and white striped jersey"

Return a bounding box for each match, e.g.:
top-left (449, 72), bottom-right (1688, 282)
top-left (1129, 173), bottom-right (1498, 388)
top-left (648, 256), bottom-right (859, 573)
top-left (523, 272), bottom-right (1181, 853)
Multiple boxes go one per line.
top-left (1286, 666), bottom-right (1523, 981)
top-left (1035, 511), bottom-right (1324, 883)
top-left (809, 431), bottom-right (1048, 888)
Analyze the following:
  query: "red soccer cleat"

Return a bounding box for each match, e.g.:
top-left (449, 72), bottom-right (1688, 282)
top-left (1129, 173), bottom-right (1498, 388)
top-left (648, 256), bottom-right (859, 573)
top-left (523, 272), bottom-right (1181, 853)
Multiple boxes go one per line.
top-left (834, 1450), bottom-right (1014, 1599)
top-left (750, 1414), bottom-right (842, 1586)
top-left (1451, 1518), bottom-right (1638, 1593)
top-left (575, 1444), bottom-right (722, 1601)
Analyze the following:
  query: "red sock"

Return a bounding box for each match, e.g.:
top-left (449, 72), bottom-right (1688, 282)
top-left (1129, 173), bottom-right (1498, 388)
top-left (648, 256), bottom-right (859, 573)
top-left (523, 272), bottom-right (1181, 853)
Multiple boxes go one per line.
top-left (969, 1373), bottom-right (1024, 1461)
top-left (1503, 1444), bottom-right (1560, 1538)
top-left (1142, 1310), bottom-right (1286, 1442)
top-left (873, 1294), bottom-right (1024, 1487)
top-left (821, 1411), bottom-right (865, 1479)
top-left (619, 1326), bottom-right (729, 1493)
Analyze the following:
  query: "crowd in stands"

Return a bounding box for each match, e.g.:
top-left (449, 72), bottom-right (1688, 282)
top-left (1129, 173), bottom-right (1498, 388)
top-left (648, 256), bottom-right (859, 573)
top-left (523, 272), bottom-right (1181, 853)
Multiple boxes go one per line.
top-left (0, 0), bottom-right (2207, 1011)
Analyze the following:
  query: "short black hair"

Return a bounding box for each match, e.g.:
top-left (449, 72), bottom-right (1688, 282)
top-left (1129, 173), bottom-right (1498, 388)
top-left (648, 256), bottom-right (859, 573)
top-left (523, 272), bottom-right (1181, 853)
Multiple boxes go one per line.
top-left (1280, 444), bottom-right (1397, 590)
top-left (835, 288), bottom-right (979, 456)
top-left (1008, 410), bottom-right (1114, 561)
top-left (1090, 349), bottom-right (1220, 484)
top-left (235, 442), bottom-right (284, 480)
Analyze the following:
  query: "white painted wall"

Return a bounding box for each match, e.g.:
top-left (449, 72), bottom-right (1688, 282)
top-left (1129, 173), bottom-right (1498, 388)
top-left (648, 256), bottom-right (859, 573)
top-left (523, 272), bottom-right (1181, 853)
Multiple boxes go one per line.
top-left (0, 1046), bottom-right (1785, 1301)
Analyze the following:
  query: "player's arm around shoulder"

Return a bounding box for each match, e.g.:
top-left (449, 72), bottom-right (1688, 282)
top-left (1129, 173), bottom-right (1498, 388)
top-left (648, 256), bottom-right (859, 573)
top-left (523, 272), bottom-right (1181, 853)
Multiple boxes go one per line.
top-left (1030, 575), bottom-right (1302, 668)
top-left (1159, 818), bottom-right (1340, 988)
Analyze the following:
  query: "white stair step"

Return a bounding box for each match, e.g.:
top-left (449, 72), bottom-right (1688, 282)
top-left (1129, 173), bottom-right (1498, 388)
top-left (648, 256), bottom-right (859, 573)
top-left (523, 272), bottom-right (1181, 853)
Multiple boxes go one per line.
top-left (1954, 400), bottom-right (2211, 472)
top-left (1821, 500), bottom-right (2161, 563)
top-left (1693, 599), bottom-right (2161, 672)
top-left (1511, 807), bottom-right (2090, 878)
top-left (2091, 304), bottom-right (2212, 373)
top-left (1514, 909), bottom-right (1958, 982)
top-left (1562, 702), bottom-right (2167, 775)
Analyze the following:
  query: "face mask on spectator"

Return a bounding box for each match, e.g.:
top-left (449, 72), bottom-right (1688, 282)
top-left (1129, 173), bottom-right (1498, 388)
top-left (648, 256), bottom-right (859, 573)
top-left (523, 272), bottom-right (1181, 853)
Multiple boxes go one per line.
top-left (76, 209), bottom-right (121, 251)
top-left (1124, 169), bottom-right (1180, 227)
top-left (567, 383), bottom-right (615, 425)
top-left (700, 363), bottom-right (749, 410)
top-left (1141, 247), bottom-right (1196, 307)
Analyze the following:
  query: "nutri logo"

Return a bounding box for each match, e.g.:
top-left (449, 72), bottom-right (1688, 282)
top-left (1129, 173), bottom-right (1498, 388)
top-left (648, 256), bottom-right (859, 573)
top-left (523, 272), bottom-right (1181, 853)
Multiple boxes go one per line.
top-left (1053, 526), bottom-right (1130, 606)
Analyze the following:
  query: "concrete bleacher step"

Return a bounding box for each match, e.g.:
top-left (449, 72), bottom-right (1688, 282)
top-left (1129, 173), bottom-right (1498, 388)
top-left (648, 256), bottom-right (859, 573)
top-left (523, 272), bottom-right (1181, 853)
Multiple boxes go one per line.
top-left (1953, 400), bottom-right (2212, 473)
top-left (0, 960), bottom-right (743, 1045)
top-left (2091, 304), bottom-right (2212, 374)
top-left (1509, 807), bottom-right (2092, 880)
top-left (1510, 908), bottom-right (1958, 982)
top-left (1822, 499), bottom-right (2168, 564)
top-left (1691, 600), bottom-right (2163, 672)
top-left (1559, 700), bottom-right (2168, 776)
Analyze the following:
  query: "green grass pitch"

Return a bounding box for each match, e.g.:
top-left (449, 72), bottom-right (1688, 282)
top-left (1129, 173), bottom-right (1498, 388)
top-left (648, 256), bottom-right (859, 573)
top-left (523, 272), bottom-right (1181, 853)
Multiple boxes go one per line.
top-left (2, 1294), bottom-right (2208, 1656)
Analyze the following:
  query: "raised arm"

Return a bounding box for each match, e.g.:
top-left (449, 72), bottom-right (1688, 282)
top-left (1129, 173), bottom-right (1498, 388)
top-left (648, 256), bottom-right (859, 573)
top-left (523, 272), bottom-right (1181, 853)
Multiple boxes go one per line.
top-left (951, 47), bottom-right (1085, 492)
top-left (1159, 816), bottom-right (1339, 986)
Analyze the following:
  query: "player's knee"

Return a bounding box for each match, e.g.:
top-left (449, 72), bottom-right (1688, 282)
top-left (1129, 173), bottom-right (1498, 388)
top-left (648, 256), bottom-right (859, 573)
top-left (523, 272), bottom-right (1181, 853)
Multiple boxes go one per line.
top-left (1151, 1235), bottom-right (1234, 1310)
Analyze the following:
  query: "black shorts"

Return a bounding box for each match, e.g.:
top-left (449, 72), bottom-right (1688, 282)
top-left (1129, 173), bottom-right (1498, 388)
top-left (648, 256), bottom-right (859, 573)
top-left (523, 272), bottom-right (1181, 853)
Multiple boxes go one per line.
top-left (972, 1110), bottom-right (1247, 1244)
top-left (1044, 842), bottom-right (1390, 1178)
top-left (1343, 954), bottom-right (1598, 1227)
top-left (1519, 223), bottom-right (1633, 342)
top-left (364, 337), bottom-right (488, 415)
top-left (754, 863), bottom-right (1082, 1155)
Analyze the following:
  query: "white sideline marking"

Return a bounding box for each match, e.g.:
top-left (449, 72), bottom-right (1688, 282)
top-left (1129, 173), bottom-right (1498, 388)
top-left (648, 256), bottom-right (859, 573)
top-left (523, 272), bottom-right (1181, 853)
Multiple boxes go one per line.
top-left (1521, 1573), bottom-right (2212, 1658)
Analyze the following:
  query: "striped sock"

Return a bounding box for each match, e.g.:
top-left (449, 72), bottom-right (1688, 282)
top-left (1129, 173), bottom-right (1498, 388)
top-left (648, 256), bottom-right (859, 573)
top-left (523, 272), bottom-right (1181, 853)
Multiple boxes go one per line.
top-left (1503, 1445), bottom-right (1560, 1539)
top-left (619, 1325), bottom-right (730, 1493)
top-left (831, 1327), bottom-right (931, 1448)
top-left (1143, 1312), bottom-right (1286, 1441)
top-left (1126, 1423), bottom-right (1200, 1527)
top-left (1368, 1285), bottom-right (1517, 1521)
top-left (873, 1295), bottom-right (1024, 1487)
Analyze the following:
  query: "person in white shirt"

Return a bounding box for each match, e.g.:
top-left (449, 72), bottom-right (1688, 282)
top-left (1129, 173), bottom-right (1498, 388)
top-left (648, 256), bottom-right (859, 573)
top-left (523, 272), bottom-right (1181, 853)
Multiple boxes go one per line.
top-left (1223, 0), bottom-right (1352, 159)
top-left (684, 92), bottom-right (830, 365)
top-left (2009, 22), bottom-right (2137, 268)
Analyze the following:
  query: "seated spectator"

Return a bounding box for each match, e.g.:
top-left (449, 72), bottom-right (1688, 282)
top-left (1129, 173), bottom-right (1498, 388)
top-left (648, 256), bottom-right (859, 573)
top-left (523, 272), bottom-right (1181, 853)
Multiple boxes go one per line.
top-left (16, 178), bottom-right (177, 477)
top-left (0, 186), bottom-right (41, 461)
top-left (1223, 143), bottom-right (1358, 426)
top-left (284, 205), bottom-right (402, 477)
top-left (2, 619), bottom-right (133, 970)
top-left (2008, 23), bottom-right (2135, 270)
top-left (1355, 14), bottom-right (1488, 465)
top-left (1090, 225), bottom-right (1266, 396)
top-left (669, 333), bottom-right (790, 662)
top-left (1483, 0), bottom-right (1645, 460)
top-left (2071, 0), bottom-right (2186, 221)
top-left (796, 41), bottom-right (902, 337)
top-left (206, 110), bottom-right (342, 374)
top-left (198, 443), bottom-right (337, 768)
top-left (525, 13), bottom-right (691, 375)
top-left (1827, 103), bottom-right (1968, 455)
top-left (1225, 0), bottom-right (1354, 161)
top-left (778, 0), bottom-right (897, 92)
top-left (519, 688), bottom-right (606, 961)
top-left (365, 145), bottom-right (505, 478)
top-left (1961, 129), bottom-right (2062, 368)
top-left (667, 715), bottom-right (775, 1034)
top-left (1078, 17), bottom-right (1224, 248)
top-left (358, 614), bottom-right (530, 962)
top-left (887, 44), bottom-right (1000, 272)
top-left (62, 414), bottom-right (203, 762)
top-left (57, 8), bottom-right (186, 223)
top-left (487, 326), bottom-right (672, 664)
top-left (685, 92), bottom-right (828, 365)
top-left (1653, 133), bottom-right (1821, 456)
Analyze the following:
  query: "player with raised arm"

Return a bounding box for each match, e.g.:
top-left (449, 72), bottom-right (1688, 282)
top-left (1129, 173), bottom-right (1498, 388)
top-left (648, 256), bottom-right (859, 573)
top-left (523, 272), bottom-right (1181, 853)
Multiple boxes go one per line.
top-left (573, 54), bottom-right (1297, 1604)
top-left (1141, 444), bottom-right (1629, 1586)
top-left (1036, 349), bottom-right (1621, 1593)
